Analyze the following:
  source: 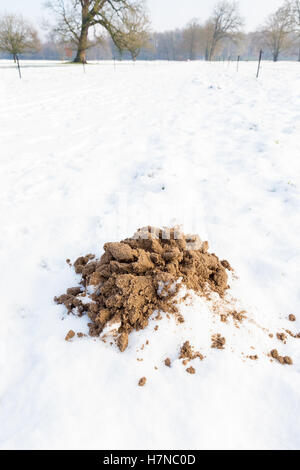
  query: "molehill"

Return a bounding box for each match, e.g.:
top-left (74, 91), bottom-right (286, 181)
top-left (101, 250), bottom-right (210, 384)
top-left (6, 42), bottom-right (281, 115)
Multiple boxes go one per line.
top-left (55, 227), bottom-right (232, 352)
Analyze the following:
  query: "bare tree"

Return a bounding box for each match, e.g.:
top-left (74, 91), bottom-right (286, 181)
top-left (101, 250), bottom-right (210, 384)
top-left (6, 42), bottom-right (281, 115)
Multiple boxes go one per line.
top-left (288, 0), bottom-right (300, 59)
top-left (203, 1), bottom-right (243, 61)
top-left (0, 14), bottom-right (40, 62)
top-left (155, 31), bottom-right (177, 60)
top-left (45, 0), bottom-right (148, 63)
top-left (260, 4), bottom-right (294, 62)
top-left (239, 31), bottom-right (262, 60)
top-left (118, 9), bottom-right (150, 61)
top-left (182, 19), bottom-right (201, 60)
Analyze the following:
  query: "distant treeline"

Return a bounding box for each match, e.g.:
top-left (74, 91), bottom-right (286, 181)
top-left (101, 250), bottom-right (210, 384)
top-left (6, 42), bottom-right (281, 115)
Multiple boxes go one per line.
top-left (0, 29), bottom-right (299, 62)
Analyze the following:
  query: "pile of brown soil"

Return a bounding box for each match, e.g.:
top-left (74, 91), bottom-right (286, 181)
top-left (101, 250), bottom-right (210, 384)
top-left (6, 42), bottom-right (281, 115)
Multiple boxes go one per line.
top-left (55, 226), bottom-right (231, 352)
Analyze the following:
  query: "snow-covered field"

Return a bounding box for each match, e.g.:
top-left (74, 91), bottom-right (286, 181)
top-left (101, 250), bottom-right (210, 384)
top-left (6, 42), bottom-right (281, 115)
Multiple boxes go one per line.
top-left (0, 60), bottom-right (300, 450)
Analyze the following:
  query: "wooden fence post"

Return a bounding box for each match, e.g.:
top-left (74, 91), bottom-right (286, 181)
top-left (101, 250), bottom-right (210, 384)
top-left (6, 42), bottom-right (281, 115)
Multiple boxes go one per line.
top-left (256, 49), bottom-right (263, 79)
top-left (16, 54), bottom-right (21, 79)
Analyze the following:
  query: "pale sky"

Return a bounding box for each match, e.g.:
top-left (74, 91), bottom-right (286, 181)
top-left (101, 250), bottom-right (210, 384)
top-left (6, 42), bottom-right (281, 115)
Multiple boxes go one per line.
top-left (0, 0), bottom-right (285, 32)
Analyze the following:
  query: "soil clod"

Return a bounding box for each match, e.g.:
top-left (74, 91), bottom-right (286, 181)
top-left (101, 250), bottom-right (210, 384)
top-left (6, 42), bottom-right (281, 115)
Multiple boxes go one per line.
top-left (179, 341), bottom-right (204, 361)
top-left (270, 349), bottom-right (293, 365)
top-left (248, 355), bottom-right (258, 360)
top-left (117, 332), bottom-right (128, 352)
top-left (276, 332), bottom-right (287, 343)
top-left (65, 330), bottom-right (75, 341)
top-left (138, 377), bottom-right (147, 387)
top-left (211, 334), bottom-right (226, 349)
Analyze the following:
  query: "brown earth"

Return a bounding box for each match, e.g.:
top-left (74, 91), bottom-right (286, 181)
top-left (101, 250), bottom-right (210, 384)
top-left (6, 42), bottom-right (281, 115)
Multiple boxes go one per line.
top-left (65, 330), bottom-right (75, 341)
top-left (248, 355), bottom-right (258, 360)
top-left (55, 227), bottom-right (231, 352)
top-left (179, 341), bottom-right (204, 361)
top-left (270, 349), bottom-right (293, 365)
top-left (285, 329), bottom-right (300, 339)
top-left (138, 377), bottom-right (147, 387)
top-left (164, 358), bottom-right (171, 367)
top-left (276, 332), bottom-right (287, 343)
top-left (211, 334), bottom-right (226, 350)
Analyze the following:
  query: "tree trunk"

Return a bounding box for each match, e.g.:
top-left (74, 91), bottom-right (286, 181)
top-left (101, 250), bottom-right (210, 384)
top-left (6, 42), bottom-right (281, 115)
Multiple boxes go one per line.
top-left (209, 45), bottom-right (215, 61)
top-left (205, 46), bottom-right (209, 61)
top-left (208, 40), bottom-right (216, 61)
top-left (73, 2), bottom-right (89, 64)
top-left (74, 27), bottom-right (89, 63)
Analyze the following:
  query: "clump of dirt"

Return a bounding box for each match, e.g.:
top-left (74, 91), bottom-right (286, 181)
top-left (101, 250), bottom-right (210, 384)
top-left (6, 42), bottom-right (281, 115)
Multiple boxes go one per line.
top-left (276, 332), bottom-right (287, 344)
top-left (65, 330), bottom-right (75, 341)
top-left (186, 366), bottom-right (196, 375)
top-left (211, 334), bottom-right (226, 349)
top-left (164, 358), bottom-right (171, 367)
top-left (138, 377), bottom-right (147, 387)
top-left (248, 355), bottom-right (258, 361)
top-left (285, 329), bottom-right (300, 339)
top-left (55, 226), bottom-right (231, 352)
top-left (230, 310), bottom-right (246, 323)
top-left (219, 309), bottom-right (246, 325)
top-left (289, 314), bottom-right (296, 322)
top-left (270, 349), bottom-right (293, 365)
top-left (179, 341), bottom-right (204, 362)
top-left (117, 332), bottom-right (128, 352)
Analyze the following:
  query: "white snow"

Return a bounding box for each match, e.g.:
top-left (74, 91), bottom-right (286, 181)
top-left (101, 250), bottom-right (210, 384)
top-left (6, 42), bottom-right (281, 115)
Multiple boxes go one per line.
top-left (0, 59), bottom-right (300, 450)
